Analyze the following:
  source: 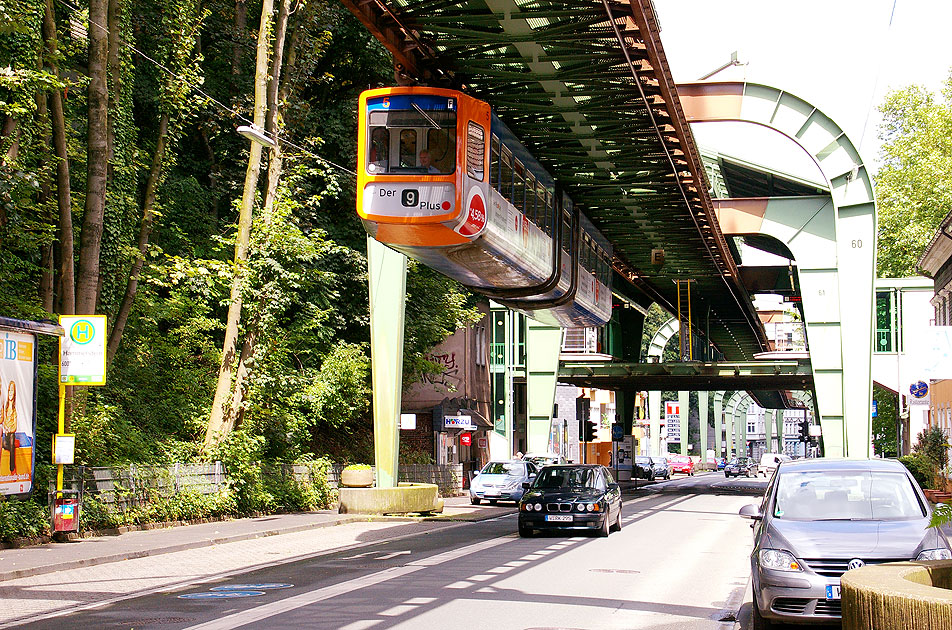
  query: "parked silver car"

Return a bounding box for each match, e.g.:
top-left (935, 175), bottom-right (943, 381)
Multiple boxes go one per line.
top-left (740, 458), bottom-right (951, 628)
top-left (470, 460), bottom-right (538, 505)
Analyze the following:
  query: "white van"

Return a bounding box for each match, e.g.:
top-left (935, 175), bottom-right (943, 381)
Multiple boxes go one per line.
top-left (758, 452), bottom-right (790, 478)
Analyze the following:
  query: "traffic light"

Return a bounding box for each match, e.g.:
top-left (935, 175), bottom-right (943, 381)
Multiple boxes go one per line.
top-left (799, 419), bottom-right (811, 442)
top-left (576, 396), bottom-right (595, 442)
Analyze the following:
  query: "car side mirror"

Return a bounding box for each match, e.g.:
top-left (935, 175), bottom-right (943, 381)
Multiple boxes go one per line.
top-left (522, 482), bottom-right (531, 489)
top-left (473, 471), bottom-right (479, 476)
top-left (738, 504), bottom-right (762, 520)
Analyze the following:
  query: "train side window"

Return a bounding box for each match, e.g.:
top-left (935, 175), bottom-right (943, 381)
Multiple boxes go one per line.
top-left (545, 190), bottom-right (554, 236)
top-left (399, 130), bottom-right (417, 168)
top-left (467, 122), bottom-right (485, 181)
top-left (524, 172), bottom-right (537, 224)
top-left (500, 148), bottom-right (513, 204)
top-left (368, 127), bottom-right (390, 174)
top-left (513, 160), bottom-right (526, 214)
top-left (535, 182), bottom-right (547, 232)
top-left (426, 127), bottom-right (455, 174)
top-left (490, 136), bottom-right (500, 190)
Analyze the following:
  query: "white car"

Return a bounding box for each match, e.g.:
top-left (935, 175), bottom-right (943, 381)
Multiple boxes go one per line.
top-left (522, 452), bottom-right (566, 468)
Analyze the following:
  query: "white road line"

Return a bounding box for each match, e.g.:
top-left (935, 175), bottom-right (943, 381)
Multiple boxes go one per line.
top-left (182, 535), bottom-right (515, 630)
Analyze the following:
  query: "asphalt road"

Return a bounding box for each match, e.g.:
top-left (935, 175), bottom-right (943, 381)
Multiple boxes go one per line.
top-left (10, 484), bottom-right (759, 630)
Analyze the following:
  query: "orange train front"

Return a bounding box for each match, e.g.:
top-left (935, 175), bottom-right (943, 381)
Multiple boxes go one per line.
top-left (357, 86), bottom-right (612, 328)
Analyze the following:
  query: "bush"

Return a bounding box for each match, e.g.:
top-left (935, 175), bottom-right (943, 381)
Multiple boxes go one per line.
top-left (0, 499), bottom-right (49, 542)
top-left (899, 454), bottom-right (933, 489)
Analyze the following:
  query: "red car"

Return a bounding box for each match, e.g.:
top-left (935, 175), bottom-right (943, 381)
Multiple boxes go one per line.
top-left (668, 455), bottom-right (695, 476)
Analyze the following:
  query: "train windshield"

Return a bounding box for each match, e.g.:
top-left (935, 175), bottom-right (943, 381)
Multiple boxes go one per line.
top-left (366, 95), bottom-right (456, 175)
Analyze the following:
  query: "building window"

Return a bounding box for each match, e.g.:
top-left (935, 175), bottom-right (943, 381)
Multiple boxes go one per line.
top-left (875, 290), bottom-right (896, 353)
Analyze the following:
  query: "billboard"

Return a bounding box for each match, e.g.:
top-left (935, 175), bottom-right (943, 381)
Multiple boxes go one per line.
top-left (0, 329), bottom-right (37, 496)
top-left (665, 401), bottom-right (680, 443)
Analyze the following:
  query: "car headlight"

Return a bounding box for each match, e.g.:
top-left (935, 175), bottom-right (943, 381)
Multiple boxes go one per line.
top-left (523, 503), bottom-right (533, 511)
top-left (534, 503), bottom-right (542, 511)
top-left (917, 548), bottom-right (952, 561)
top-left (759, 549), bottom-right (802, 572)
top-left (576, 503), bottom-right (586, 512)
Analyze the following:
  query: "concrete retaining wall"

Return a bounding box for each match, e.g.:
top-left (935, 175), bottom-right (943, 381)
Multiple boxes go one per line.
top-left (842, 560), bottom-right (952, 629)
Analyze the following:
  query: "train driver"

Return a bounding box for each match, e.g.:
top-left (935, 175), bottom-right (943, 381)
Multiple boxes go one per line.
top-left (419, 149), bottom-right (439, 174)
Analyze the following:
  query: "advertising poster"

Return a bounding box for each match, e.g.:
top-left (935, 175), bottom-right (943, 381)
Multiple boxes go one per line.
top-left (0, 329), bottom-right (36, 496)
top-left (616, 436), bottom-right (633, 472)
top-left (665, 401), bottom-right (680, 443)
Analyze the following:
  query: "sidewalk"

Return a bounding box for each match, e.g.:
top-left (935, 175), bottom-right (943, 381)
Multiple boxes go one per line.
top-left (0, 496), bottom-right (515, 583)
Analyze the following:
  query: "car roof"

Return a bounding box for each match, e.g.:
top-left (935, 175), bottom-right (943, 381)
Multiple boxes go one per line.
top-left (777, 458), bottom-right (908, 474)
top-left (543, 464), bottom-right (601, 469)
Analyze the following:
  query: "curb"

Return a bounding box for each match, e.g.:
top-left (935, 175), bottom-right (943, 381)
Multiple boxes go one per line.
top-left (0, 504), bottom-right (516, 583)
top-left (0, 515), bottom-right (365, 583)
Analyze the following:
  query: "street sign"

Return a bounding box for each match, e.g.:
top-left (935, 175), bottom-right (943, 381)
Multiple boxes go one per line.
top-left (871, 400), bottom-right (877, 418)
top-left (460, 433), bottom-right (472, 446)
top-left (611, 423), bottom-right (623, 441)
top-left (910, 381), bottom-right (929, 399)
top-left (444, 415), bottom-right (475, 430)
top-left (59, 315), bottom-right (107, 385)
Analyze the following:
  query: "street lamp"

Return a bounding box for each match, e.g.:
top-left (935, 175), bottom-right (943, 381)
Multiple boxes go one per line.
top-left (237, 124), bottom-right (275, 149)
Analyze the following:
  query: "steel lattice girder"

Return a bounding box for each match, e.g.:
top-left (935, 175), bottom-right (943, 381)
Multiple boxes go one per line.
top-left (340, 0), bottom-right (769, 361)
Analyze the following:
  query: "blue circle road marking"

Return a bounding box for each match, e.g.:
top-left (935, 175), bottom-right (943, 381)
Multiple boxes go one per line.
top-left (178, 591), bottom-right (266, 599)
top-left (210, 583), bottom-right (293, 591)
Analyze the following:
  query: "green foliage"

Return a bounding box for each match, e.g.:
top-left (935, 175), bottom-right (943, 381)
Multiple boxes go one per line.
top-left (871, 385), bottom-right (898, 457)
top-left (899, 454), bottom-right (934, 490)
top-left (0, 499), bottom-right (49, 542)
top-left (875, 75), bottom-right (952, 277)
top-left (914, 425), bottom-right (950, 471)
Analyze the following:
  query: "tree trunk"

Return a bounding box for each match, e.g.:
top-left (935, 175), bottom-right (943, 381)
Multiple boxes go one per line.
top-left (106, 113), bottom-right (169, 363)
top-left (1, 116), bottom-right (18, 164)
top-left (204, 0), bottom-right (274, 451)
top-left (231, 0), bottom-right (247, 83)
top-left (36, 87), bottom-right (54, 313)
top-left (76, 0), bottom-right (109, 315)
top-left (43, 0), bottom-right (74, 316)
top-left (224, 0), bottom-right (290, 433)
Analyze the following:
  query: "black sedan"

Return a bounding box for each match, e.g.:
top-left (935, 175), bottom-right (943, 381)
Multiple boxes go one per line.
top-left (724, 456), bottom-right (756, 478)
top-left (517, 465), bottom-right (622, 537)
top-left (634, 456), bottom-right (654, 480)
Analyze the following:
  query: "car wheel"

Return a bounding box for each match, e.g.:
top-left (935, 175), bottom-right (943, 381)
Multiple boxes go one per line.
top-left (648, 472), bottom-right (655, 482)
top-left (611, 506), bottom-right (622, 532)
top-left (725, 472), bottom-right (731, 478)
top-left (470, 497), bottom-right (481, 505)
top-left (751, 595), bottom-right (774, 630)
top-left (598, 514), bottom-right (611, 537)
top-left (518, 523), bottom-right (533, 537)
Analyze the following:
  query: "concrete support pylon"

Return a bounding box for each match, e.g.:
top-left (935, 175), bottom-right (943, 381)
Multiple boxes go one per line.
top-left (678, 390), bottom-right (689, 456)
top-left (680, 82), bottom-right (876, 458)
top-left (526, 318), bottom-right (562, 455)
top-left (713, 392), bottom-right (725, 459)
top-left (699, 391), bottom-right (709, 465)
top-left (765, 409), bottom-right (773, 457)
top-left (367, 236), bottom-right (407, 489)
top-left (649, 390), bottom-right (661, 457)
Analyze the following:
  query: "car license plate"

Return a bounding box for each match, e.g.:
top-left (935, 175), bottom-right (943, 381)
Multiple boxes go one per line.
top-left (545, 515), bottom-right (572, 522)
top-left (485, 490), bottom-right (499, 497)
top-left (826, 584), bottom-right (841, 600)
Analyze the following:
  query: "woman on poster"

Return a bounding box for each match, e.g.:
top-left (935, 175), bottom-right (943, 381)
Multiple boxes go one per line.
top-left (1, 381), bottom-right (16, 473)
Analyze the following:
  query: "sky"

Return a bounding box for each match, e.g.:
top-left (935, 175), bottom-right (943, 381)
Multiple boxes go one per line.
top-left (654, 0), bottom-right (952, 178)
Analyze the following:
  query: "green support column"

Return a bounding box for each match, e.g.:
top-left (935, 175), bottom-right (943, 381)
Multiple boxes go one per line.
top-left (765, 409), bottom-right (773, 456)
top-left (526, 317), bottom-right (562, 455)
top-left (776, 409), bottom-right (785, 455)
top-left (649, 390), bottom-right (661, 456)
top-left (713, 392), bottom-right (724, 458)
top-left (698, 391), bottom-right (709, 465)
top-left (678, 390), bottom-right (689, 456)
top-left (617, 391), bottom-right (635, 435)
top-left (367, 236), bottom-right (407, 489)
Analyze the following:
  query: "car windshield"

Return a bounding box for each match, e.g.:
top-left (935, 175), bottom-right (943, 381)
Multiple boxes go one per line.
top-left (481, 462), bottom-right (524, 476)
top-left (773, 470), bottom-right (926, 521)
top-left (534, 467), bottom-right (600, 490)
top-left (635, 457), bottom-right (650, 464)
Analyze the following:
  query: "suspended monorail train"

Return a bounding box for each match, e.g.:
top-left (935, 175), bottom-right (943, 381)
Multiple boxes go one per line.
top-left (356, 87), bottom-right (612, 327)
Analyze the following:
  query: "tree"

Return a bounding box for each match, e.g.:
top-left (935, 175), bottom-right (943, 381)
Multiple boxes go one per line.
top-left (875, 74), bottom-right (952, 277)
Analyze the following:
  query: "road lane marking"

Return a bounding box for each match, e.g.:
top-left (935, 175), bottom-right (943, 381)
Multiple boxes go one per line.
top-left (181, 535), bottom-right (515, 630)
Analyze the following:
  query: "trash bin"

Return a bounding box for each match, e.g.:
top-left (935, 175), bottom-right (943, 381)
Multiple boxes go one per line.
top-left (50, 490), bottom-right (81, 533)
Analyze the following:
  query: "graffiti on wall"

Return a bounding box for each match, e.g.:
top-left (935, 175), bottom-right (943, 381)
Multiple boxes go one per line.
top-left (422, 352), bottom-right (462, 389)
